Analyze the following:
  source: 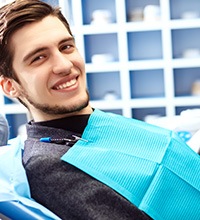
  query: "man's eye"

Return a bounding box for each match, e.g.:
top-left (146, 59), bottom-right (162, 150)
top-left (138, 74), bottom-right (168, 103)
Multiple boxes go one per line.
top-left (31, 55), bottom-right (44, 63)
top-left (61, 44), bottom-right (73, 51)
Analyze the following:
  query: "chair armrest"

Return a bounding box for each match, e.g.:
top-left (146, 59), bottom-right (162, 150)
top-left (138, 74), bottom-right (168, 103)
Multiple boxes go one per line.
top-left (0, 201), bottom-right (53, 220)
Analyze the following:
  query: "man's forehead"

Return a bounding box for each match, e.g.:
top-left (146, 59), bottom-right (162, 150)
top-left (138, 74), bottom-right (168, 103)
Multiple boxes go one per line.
top-left (10, 16), bottom-right (72, 61)
top-left (11, 16), bottom-right (68, 40)
top-left (11, 16), bottom-right (70, 43)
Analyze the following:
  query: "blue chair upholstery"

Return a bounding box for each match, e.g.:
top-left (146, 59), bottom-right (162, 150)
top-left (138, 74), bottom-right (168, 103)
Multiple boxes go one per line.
top-left (0, 137), bottom-right (61, 220)
top-left (0, 201), bottom-right (53, 220)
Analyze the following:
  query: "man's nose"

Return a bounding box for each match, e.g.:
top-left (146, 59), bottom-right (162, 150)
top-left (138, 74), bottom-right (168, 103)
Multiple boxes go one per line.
top-left (52, 52), bottom-right (73, 75)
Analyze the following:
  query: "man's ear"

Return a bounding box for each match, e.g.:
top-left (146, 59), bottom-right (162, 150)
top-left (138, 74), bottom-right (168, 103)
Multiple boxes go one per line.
top-left (0, 76), bottom-right (20, 98)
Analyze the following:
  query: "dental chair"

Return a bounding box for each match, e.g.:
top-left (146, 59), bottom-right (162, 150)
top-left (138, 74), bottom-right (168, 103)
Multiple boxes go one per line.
top-left (0, 201), bottom-right (54, 220)
top-left (0, 137), bottom-right (61, 220)
top-left (0, 112), bottom-right (60, 220)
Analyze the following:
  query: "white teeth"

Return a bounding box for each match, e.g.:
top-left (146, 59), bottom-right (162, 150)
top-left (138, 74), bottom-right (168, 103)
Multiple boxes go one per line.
top-left (56, 79), bottom-right (76, 90)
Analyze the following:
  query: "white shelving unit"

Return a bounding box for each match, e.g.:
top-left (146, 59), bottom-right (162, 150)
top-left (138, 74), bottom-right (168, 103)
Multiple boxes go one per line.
top-left (64, 0), bottom-right (200, 119)
top-left (1, 0), bottom-right (200, 137)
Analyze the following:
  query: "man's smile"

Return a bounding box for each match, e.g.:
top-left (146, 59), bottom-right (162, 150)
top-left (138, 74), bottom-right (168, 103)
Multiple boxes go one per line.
top-left (53, 77), bottom-right (78, 90)
top-left (55, 78), bottom-right (77, 90)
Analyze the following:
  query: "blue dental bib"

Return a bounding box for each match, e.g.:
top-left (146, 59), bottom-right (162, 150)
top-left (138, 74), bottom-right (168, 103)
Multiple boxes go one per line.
top-left (62, 109), bottom-right (200, 220)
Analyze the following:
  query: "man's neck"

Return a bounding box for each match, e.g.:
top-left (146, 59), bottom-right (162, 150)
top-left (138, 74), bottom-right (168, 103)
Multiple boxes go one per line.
top-left (31, 105), bottom-right (93, 122)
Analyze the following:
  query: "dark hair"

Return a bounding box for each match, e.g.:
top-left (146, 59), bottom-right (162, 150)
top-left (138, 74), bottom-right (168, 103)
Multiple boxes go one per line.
top-left (0, 0), bottom-right (73, 80)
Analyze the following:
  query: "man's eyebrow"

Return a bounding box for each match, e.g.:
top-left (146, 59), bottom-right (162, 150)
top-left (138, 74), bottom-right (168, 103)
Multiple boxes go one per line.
top-left (23, 36), bottom-right (75, 62)
top-left (59, 36), bottom-right (75, 44)
top-left (23, 47), bottom-right (47, 63)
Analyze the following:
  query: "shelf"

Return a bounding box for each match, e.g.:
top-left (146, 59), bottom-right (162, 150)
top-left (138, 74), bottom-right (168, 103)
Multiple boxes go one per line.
top-left (87, 71), bottom-right (121, 101)
top-left (125, 21), bottom-right (163, 32)
top-left (86, 62), bottom-right (121, 72)
top-left (130, 69), bottom-right (165, 98)
top-left (132, 107), bottom-right (166, 121)
top-left (174, 96), bottom-right (200, 106)
top-left (128, 30), bottom-right (163, 60)
top-left (169, 19), bottom-right (200, 29)
top-left (172, 58), bottom-right (200, 68)
top-left (84, 33), bottom-right (119, 63)
top-left (72, 23), bottom-right (119, 35)
top-left (3, 104), bottom-right (27, 114)
top-left (170, 0), bottom-right (200, 20)
top-left (82, 0), bottom-right (117, 25)
top-left (90, 99), bottom-right (124, 109)
top-left (128, 60), bottom-right (164, 70)
top-left (171, 28), bottom-right (200, 59)
top-left (129, 97), bottom-right (167, 108)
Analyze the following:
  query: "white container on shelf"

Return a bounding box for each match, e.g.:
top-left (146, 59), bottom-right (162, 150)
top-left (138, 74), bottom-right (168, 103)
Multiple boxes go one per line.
top-left (91, 54), bottom-right (114, 64)
top-left (91, 10), bottom-right (112, 24)
top-left (143, 5), bottom-right (161, 21)
top-left (181, 11), bottom-right (199, 19)
top-left (182, 48), bottom-right (200, 58)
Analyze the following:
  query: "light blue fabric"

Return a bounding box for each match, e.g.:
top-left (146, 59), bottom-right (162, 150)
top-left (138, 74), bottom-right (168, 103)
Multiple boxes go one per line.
top-left (0, 136), bottom-right (61, 220)
top-left (62, 109), bottom-right (200, 220)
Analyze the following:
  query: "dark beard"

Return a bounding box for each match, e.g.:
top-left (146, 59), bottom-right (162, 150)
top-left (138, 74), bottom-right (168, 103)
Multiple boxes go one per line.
top-left (20, 90), bottom-right (90, 116)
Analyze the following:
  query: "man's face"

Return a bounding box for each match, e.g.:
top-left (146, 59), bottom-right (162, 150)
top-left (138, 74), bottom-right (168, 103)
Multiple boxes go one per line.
top-left (10, 15), bottom-right (91, 121)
